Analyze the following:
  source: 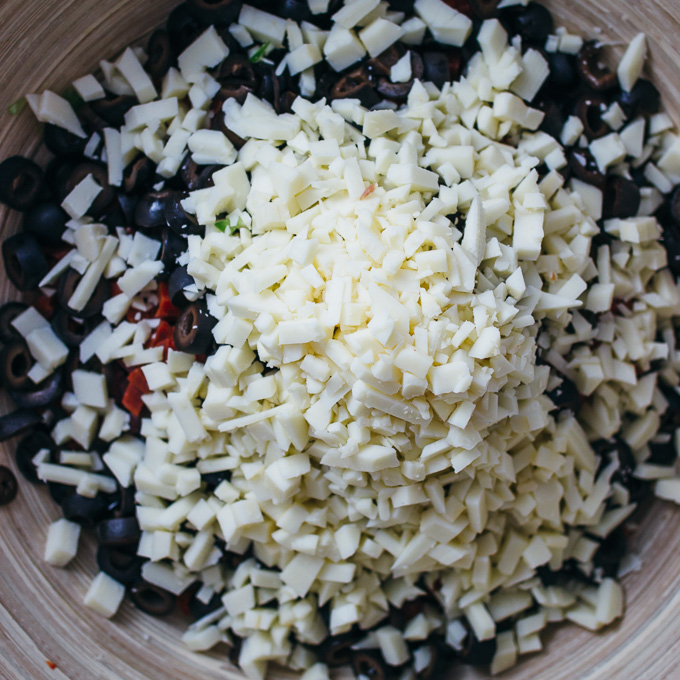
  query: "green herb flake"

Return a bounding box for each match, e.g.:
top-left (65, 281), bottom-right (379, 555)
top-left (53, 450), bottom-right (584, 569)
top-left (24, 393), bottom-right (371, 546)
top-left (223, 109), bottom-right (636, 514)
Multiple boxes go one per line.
top-left (8, 97), bottom-right (27, 115)
top-left (250, 42), bottom-right (270, 64)
top-left (215, 219), bottom-right (229, 233)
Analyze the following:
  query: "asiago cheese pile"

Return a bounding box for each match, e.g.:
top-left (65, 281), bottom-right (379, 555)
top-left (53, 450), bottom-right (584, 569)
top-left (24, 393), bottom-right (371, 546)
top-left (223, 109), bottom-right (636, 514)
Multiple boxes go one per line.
top-left (92, 19), bottom-right (678, 678)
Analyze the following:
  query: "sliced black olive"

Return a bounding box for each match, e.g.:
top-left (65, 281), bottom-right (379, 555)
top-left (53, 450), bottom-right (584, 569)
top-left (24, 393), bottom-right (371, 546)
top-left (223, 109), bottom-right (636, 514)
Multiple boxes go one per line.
top-left (2, 233), bottom-right (49, 291)
top-left (544, 51), bottom-right (579, 93)
top-left (0, 302), bottom-right (27, 343)
top-left (146, 29), bottom-right (174, 82)
top-left (422, 51), bottom-right (450, 89)
top-left (159, 228), bottom-right (188, 275)
top-left (8, 370), bottom-right (62, 409)
top-left (0, 408), bottom-right (42, 441)
top-left (617, 78), bottom-right (660, 118)
top-left (201, 470), bottom-right (231, 490)
top-left (320, 632), bottom-right (358, 668)
top-left (116, 193), bottom-right (139, 226)
top-left (57, 268), bottom-right (110, 319)
top-left (461, 632), bottom-right (497, 666)
top-left (43, 124), bottom-right (88, 158)
top-left (114, 486), bottom-right (137, 518)
top-left (592, 527), bottom-right (627, 578)
top-left (278, 0), bottom-right (312, 21)
top-left (97, 517), bottom-right (141, 547)
top-left (546, 373), bottom-right (581, 413)
top-left (577, 41), bottom-right (618, 91)
top-left (174, 301), bottom-right (217, 354)
top-left (414, 645), bottom-right (440, 680)
top-left (0, 156), bottom-right (45, 211)
top-left (97, 545), bottom-right (143, 584)
top-left (22, 201), bottom-right (69, 246)
top-left (330, 67), bottom-right (379, 108)
top-left (648, 439), bottom-right (676, 466)
top-left (187, 0), bottom-right (241, 24)
top-left (48, 481), bottom-right (71, 505)
top-left (90, 95), bottom-right (137, 128)
top-left (277, 91), bottom-right (298, 115)
top-left (168, 266), bottom-right (193, 307)
top-left (167, 2), bottom-right (204, 51)
top-left (44, 157), bottom-right (78, 199)
top-left (164, 194), bottom-right (202, 235)
top-left (179, 156), bottom-right (219, 191)
top-left (597, 438), bottom-right (651, 504)
top-left (256, 63), bottom-right (282, 108)
top-left (63, 162), bottom-right (115, 217)
top-left (77, 102), bottom-right (108, 134)
top-left (351, 651), bottom-right (387, 680)
top-left (386, 0), bottom-right (414, 11)
top-left (567, 148), bottom-right (605, 189)
top-left (0, 341), bottom-right (33, 391)
top-left (536, 97), bottom-right (565, 140)
top-left (218, 54), bottom-right (258, 90)
top-left (61, 492), bottom-right (113, 526)
top-left (367, 44), bottom-right (406, 79)
top-left (130, 581), bottom-right (177, 617)
top-left (510, 3), bottom-right (554, 44)
top-left (51, 309), bottom-right (95, 348)
top-left (602, 175), bottom-right (641, 219)
top-left (189, 592), bottom-right (223, 620)
top-left (668, 185), bottom-right (680, 224)
top-left (661, 226), bottom-right (680, 278)
top-left (468, 0), bottom-right (500, 19)
top-left (376, 79), bottom-right (413, 101)
top-left (15, 430), bottom-right (56, 484)
top-left (135, 190), bottom-right (178, 229)
top-left (0, 466), bottom-right (18, 506)
top-left (576, 93), bottom-right (609, 140)
top-left (123, 156), bottom-right (157, 195)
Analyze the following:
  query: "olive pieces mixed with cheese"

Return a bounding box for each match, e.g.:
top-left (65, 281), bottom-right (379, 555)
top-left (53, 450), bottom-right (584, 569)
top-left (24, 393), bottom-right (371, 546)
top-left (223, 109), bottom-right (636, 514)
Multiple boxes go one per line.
top-left (2, 0), bottom-right (680, 678)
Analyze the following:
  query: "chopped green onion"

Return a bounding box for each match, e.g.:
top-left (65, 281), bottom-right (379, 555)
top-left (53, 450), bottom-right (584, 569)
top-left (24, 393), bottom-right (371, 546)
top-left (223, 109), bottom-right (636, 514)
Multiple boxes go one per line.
top-left (61, 88), bottom-right (84, 112)
top-left (250, 42), bottom-right (270, 64)
top-left (8, 97), bottom-right (26, 115)
top-left (215, 217), bottom-right (246, 234)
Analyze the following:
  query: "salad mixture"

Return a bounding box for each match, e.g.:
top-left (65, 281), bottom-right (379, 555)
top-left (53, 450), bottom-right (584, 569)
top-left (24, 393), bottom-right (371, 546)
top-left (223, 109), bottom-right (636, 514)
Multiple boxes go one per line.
top-left (2, 0), bottom-right (680, 678)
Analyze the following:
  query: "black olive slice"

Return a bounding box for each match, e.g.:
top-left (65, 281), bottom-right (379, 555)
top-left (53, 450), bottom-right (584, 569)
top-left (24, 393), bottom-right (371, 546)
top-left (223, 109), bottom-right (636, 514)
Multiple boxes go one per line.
top-left (174, 301), bottom-right (216, 354)
top-left (2, 233), bottom-right (49, 291)
top-left (0, 466), bottom-right (18, 506)
top-left (0, 341), bottom-right (33, 392)
top-left (0, 302), bottom-right (28, 343)
top-left (0, 408), bottom-right (43, 441)
top-left (57, 268), bottom-right (110, 319)
top-left (135, 190), bottom-right (179, 229)
top-left (130, 581), bottom-right (176, 617)
top-left (602, 175), bottom-right (641, 219)
top-left (147, 29), bottom-right (175, 81)
top-left (96, 517), bottom-right (141, 547)
top-left (164, 194), bottom-right (202, 235)
top-left (97, 545), bottom-right (143, 584)
top-left (22, 201), bottom-right (69, 246)
top-left (15, 430), bottom-right (56, 484)
top-left (168, 266), bottom-right (193, 307)
top-left (43, 124), bottom-right (88, 158)
top-left (577, 41), bottom-right (618, 92)
top-left (8, 370), bottom-right (63, 409)
top-left (0, 156), bottom-right (45, 211)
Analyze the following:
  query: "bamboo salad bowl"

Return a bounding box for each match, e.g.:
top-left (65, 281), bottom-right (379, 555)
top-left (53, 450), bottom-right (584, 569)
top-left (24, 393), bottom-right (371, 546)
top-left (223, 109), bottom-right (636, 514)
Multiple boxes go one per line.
top-left (1, 1), bottom-right (679, 679)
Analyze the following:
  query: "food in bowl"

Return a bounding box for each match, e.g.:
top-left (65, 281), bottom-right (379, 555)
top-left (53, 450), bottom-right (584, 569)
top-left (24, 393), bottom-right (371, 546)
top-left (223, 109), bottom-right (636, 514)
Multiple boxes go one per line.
top-left (2, 0), bottom-right (680, 678)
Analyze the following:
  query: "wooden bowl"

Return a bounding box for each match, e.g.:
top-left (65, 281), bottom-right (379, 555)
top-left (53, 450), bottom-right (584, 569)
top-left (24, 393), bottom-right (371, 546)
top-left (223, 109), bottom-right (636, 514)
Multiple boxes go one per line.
top-left (1, 1), bottom-right (679, 678)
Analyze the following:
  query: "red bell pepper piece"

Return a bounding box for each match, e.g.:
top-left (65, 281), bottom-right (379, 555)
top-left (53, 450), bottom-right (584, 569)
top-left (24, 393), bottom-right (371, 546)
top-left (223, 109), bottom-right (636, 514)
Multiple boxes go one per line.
top-left (155, 282), bottom-right (180, 322)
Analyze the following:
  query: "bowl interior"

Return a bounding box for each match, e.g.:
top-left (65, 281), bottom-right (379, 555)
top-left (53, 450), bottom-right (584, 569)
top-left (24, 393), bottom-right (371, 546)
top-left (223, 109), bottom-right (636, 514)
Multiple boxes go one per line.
top-left (1, 1), bottom-right (679, 679)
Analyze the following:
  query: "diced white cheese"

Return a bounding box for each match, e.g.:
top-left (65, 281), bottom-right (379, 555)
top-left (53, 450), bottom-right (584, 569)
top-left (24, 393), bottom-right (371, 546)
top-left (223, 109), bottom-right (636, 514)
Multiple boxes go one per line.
top-left (44, 519), bottom-right (81, 567)
top-left (84, 572), bottom-right (126, 618)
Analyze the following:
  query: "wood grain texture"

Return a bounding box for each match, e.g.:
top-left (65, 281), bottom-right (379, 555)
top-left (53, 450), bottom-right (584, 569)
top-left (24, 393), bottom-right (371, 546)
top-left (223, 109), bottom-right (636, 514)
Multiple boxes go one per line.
top-left (0, 1), bottom-right (679, 679)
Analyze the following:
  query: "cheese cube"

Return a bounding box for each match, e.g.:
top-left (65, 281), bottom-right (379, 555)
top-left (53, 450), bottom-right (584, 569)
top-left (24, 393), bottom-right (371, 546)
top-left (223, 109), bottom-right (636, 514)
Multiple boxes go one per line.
top-left (44, 519), bottom-right (81, 567)
top-left (84, 572), bottom-right (126, 618)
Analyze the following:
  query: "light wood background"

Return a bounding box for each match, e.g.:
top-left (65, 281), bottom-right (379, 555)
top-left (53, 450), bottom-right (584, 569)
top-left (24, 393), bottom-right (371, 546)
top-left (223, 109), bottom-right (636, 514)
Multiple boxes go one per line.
top-left (1, 1), bottom-right (679, 679)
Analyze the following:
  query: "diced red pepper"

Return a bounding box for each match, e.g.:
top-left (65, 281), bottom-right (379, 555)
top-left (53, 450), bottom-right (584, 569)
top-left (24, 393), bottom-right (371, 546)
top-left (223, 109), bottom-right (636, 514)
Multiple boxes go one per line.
top-left (149, 320), bottom-right (176, 360)
top-left (122, 384), bottom-right (146, 418)
top-left (33, 295), bottom-right (56, 321)
top-left (46, 660), bottom-right (57, 670)
top-left (44, 245), bottom-right (72, 262)
top-left (127, 367), bottom-right (150, 393)
top-left (155, 282), bottom-right (180, 322)
top-left (442, 0), bottom-right (472, 16)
